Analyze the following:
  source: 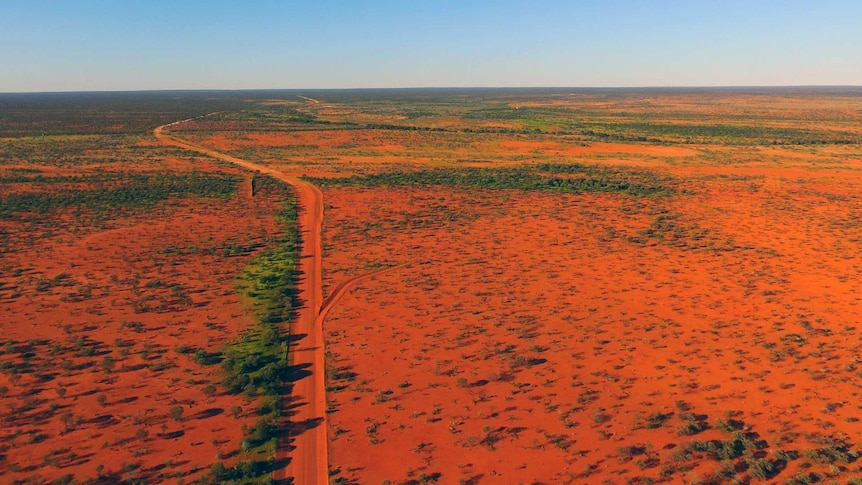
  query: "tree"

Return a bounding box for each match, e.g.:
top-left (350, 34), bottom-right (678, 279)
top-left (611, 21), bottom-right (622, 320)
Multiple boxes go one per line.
top-left (60, 412), bottom-right (75, 432)
top-left (202, 384), bottom-right (217, 397)
top-left (209, 462), bottom-right (226, 481)
top-left (169, 405), bottom-right (184, 422)
top-left (101, 356), bottom-right (115, 374)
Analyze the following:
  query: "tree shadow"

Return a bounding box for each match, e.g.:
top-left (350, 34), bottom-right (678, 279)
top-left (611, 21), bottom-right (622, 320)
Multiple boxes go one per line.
top-left (160, 430), bottom-right (184, 439)
top-left (286, 362), bottom-right (312, 383)
top-left (85, 414), bottom-right (119, 427)
top-left (191, 407), bottom-right (223, 420)
top-left (287, 416), bottom-right (323, 435)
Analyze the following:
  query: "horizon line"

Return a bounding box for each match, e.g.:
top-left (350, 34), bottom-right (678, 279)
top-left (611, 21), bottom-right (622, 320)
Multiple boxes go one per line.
top-left (3, 84), bottom-right (862, 96)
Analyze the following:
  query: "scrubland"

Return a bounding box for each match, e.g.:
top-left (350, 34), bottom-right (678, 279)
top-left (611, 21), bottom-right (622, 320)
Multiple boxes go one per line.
top-left (4, 87), bottom-right (862, 484)
top-left (0, 94), bottom-right (297, 484)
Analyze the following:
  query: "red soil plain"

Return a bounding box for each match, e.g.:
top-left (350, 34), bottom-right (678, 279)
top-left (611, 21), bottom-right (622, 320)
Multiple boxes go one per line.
top-left (0, 133), bottom-right (288, 483)
top-left (179, 90), bottom-right (862, 484)
top-left (5, 88), bottom-right (862, 485)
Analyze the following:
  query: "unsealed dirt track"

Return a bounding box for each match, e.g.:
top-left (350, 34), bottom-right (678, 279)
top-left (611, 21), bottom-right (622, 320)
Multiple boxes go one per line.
top-left (155, 121), bottom-right (327, 484)
top-left (318, 265), bottom-right (405, 324)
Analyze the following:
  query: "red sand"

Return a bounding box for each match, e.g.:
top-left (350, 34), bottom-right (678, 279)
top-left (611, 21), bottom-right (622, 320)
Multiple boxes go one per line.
top-left (177, 100), bottom-right (862, 483)
top-left (0, 160), bottom-right (284, 483)
top-left (167, 97), bottom-right (862, 483)
top-left (8, 92), bottom-right (862, 484)
top-left (319, 167), bottom-right (862, 484)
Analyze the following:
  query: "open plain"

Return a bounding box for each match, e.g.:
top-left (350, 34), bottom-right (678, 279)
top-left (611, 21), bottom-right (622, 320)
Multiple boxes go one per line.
top-left (3, 88), bottom-right (862, 484)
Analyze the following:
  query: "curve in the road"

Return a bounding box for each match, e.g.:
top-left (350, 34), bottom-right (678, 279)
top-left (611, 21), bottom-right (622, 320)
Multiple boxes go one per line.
top-left (156, 117), bottom-right (406, 485)
top-left (155, 120), bottom-right (327, 485)
top-left (296, 95), bottom-right (321, 104)
top-left (318, 265), bottom-right (404, 325)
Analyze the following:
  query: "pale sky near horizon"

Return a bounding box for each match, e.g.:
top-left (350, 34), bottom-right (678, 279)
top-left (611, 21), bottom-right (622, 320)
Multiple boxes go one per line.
top-left (2, 0), bottom-right (861, 93)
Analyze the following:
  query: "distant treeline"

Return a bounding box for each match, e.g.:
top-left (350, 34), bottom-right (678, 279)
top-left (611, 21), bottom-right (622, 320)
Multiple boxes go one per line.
top-left (306, 163), bottom-right (674, 197)
top-left (0, 91), bottom-right (256, 136)
top-left (5, 88), bottom-right (860, 144)
top-left (0, 172), bottom-right (238, 218)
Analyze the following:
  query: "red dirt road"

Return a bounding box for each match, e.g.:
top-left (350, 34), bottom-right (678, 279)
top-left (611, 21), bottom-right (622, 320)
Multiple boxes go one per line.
top-left (155, 122), bottom-right (327, 484)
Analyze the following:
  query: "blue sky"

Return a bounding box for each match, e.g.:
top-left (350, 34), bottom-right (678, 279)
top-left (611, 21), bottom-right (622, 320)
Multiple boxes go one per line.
top-left (1, 0), bottom-right (860, 92)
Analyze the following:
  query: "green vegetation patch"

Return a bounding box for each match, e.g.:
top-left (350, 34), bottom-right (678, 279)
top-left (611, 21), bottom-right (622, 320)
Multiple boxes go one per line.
top-left (0, 134), bottom-right (153, 167)
top-left (306, 163), bottom-right (674, 197)
top-left (578, 121), bottom-right (861, 145)
top-left (203, 174), bottom-right (298, 484)
top-left (0, 172), bottom-right (239, 218)
top-left (459, 100), bottom-right (862, 144)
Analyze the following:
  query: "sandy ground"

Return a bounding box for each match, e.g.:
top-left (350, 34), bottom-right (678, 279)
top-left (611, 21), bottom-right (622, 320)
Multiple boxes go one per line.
top-left (0, 160), bottom-right (284, 483)
top-left (8, 91), bottom-right (862, 483)
top-left (319, 166), bottom-right (862, 484)
top-left (170, 101), bottom-right (862, 483)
